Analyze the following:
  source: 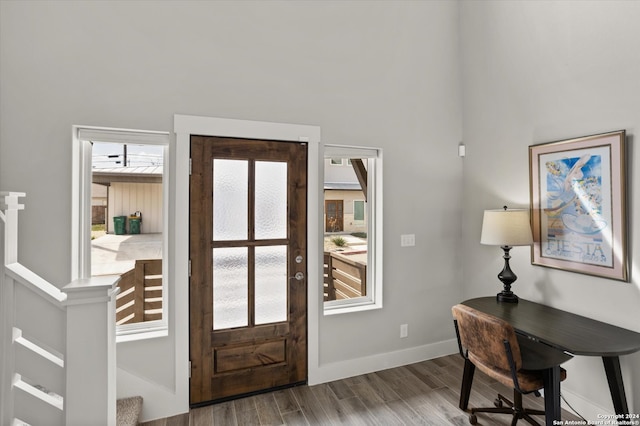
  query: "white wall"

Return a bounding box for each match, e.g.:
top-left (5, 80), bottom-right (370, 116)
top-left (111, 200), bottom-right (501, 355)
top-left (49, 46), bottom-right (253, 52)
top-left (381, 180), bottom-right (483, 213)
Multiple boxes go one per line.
top-left (460, 0), bottom-right (640, 419)
top-left (324, 158), bottom-right (360, 183)
top-left (0, 1), bottom-right (463, 421)
top-left (6, 0), bottom-right (637, 422)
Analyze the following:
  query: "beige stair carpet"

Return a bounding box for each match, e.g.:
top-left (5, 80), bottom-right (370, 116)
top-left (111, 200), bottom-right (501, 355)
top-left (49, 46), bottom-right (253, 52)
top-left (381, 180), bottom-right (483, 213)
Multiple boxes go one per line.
top-left (117, 396), bottom-right (143, 426)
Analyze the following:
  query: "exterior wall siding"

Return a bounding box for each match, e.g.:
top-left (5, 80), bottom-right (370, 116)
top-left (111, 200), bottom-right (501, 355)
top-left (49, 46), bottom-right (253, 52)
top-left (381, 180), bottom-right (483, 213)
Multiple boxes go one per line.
top-left (324, 189), bottom-right (366, 234)
top-left (107, 183), bottom-right (163, 234)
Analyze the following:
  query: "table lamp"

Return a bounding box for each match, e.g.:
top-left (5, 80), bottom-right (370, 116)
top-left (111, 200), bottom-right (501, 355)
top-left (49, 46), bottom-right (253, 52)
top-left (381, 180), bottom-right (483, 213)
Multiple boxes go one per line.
top-left (480, 206), bottom-right (533, 303)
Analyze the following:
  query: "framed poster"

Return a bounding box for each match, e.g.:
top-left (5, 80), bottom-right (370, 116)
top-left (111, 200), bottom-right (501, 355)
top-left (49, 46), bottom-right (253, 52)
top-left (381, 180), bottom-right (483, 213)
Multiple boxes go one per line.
top-left (529, 130), bottom-right (628, 281)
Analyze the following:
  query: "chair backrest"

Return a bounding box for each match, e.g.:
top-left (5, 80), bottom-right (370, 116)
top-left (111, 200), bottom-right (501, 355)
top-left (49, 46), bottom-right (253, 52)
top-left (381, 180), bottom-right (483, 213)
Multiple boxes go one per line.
top-left (452, 304), bottom-right (522, 372)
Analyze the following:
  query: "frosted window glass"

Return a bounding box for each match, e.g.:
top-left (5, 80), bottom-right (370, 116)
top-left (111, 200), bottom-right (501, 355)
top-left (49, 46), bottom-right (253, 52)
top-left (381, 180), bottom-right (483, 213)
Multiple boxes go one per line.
top-left (255, 245), bottom-right (287, 325)
top-left (213, 159), bottom-right (248, 241)
top-left (255, 161), bottom-right (287, 239)
top-left (213, 247), bottom-right (248, 330)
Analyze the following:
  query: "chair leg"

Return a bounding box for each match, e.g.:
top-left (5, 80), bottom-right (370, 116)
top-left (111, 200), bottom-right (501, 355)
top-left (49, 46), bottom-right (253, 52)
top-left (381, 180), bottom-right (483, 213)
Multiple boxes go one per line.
top-left (469, 390), bottom-right (546, 426)
top-left (470, 393), bottom-right (515, 416)
top-left (498, 393), bottom-right (515, 409)
top-left (470, 393), bottom-right (515, 418)
top-left (512, 390), bottom-right (544, 426)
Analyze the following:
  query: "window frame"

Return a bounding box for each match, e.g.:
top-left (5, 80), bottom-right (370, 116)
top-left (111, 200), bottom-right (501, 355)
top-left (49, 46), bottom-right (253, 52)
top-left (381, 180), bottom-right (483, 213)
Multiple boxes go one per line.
top-left (72, 126), bottom-right (171, 340)
top-left (323, 144), bottom-right (383, 315)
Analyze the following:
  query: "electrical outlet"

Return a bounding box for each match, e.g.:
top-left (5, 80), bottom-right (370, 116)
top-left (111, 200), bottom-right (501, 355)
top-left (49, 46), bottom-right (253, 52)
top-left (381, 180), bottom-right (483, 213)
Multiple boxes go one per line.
top-left (400, 324), bottom-right (408, 338)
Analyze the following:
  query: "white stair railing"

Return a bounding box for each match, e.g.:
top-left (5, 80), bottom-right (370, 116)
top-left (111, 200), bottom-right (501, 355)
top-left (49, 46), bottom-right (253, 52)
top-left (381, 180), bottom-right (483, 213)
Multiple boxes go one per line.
top-left (1, 192), bottom-right (120, 426)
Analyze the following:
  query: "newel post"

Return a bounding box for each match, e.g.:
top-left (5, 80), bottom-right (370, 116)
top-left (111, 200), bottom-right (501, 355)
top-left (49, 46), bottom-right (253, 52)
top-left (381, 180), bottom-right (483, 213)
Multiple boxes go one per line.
top-left (0, 192), bottom-right (25, 426)
top-left (0, 191), bottom-right (25, 266)
top-left (62, 275), bottom-right (120, 426)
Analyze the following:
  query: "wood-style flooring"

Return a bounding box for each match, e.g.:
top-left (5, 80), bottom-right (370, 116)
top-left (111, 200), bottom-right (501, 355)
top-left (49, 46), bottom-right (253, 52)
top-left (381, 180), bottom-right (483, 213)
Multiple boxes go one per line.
top-left (141, 354), bottom-right (581, 426)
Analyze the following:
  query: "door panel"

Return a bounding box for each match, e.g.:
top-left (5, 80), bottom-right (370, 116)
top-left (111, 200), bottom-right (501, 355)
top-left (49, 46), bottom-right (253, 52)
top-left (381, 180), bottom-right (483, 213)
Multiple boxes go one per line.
top-left (325, 200), bottom-right (344, 232)
top-left (189, 136), bottom-right (307, 405)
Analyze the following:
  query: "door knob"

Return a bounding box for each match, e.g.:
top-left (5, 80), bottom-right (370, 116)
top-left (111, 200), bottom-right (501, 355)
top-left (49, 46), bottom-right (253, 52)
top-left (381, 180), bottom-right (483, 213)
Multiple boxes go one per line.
top-left (290, 272), bottom-right (304, 281)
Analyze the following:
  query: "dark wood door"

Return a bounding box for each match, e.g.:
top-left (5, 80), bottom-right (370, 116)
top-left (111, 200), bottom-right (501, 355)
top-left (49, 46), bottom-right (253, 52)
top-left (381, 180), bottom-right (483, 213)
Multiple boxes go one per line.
top-left (325, 200), bottom-right (344, 232)
top-left (189, 136), bottom-right (307, 405)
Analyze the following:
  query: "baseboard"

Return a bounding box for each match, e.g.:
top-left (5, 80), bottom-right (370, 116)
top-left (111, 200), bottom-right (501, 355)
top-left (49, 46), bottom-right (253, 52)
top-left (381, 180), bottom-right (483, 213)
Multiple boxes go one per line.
top-left (308, 338), bottom-right (459, 385)
top-left (560, 387), bottom-right (614, 422)
top-left (308, 340), bottom-right (611, 422)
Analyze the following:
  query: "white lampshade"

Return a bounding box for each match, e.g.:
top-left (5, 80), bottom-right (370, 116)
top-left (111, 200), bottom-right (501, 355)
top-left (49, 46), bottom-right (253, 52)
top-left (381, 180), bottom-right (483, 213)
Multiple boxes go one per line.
top-left (480, 208), bottom-right (533, 247)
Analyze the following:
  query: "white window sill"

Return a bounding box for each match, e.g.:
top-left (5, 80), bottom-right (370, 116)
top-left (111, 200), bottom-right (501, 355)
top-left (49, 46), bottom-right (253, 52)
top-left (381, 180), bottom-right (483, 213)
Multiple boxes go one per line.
top-left (323, 300), bottom-right (382, 316)
top-left (116, 325), bottom-right (168, 343)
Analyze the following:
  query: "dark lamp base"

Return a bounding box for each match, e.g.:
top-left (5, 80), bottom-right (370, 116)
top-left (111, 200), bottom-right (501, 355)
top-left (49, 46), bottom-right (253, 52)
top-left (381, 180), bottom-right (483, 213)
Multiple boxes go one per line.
top-left (497, 291), bottom-right (519, 303)
top-left (496, 245), bottom-right (519, 303)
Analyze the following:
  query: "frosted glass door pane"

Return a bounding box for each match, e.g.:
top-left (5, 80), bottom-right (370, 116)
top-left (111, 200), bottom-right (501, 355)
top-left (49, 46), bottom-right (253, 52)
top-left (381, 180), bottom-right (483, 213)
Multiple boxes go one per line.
top-left (213, 159), bottom-right (248, 240)
top-left (255, 245), bottom-right (287, 325)
top-left (255, 161), bottom-right (287, 239)
top-left (213, 247), bottom-right (248, 330)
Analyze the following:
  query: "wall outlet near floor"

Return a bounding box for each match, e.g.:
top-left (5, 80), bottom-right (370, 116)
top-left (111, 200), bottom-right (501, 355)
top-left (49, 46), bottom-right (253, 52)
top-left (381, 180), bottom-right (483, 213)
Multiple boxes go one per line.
top-left (400, 324), bottom-right (408, 338)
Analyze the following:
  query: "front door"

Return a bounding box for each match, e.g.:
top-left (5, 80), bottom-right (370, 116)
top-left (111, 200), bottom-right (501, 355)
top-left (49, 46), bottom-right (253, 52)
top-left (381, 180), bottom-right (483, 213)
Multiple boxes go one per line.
top-left (325, 200), bottom-right (344, 232)
top-left (189, 136), bottom-right (307, 405)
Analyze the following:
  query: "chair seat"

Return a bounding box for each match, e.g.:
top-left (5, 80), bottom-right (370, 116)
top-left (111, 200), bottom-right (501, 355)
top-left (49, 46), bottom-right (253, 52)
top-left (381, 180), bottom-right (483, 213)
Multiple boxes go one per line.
top-left (469, 351), bottom-right (567, 393)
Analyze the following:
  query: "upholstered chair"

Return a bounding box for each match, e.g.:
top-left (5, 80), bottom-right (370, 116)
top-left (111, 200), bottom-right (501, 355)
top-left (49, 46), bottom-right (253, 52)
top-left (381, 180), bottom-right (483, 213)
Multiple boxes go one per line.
top-left (452, 304), bottom-right (571, 425)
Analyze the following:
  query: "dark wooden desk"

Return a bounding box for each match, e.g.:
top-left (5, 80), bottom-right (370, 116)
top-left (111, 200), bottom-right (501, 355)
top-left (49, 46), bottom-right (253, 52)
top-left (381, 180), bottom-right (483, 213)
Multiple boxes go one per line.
top-left (461, 297), bottom-right (640, 425)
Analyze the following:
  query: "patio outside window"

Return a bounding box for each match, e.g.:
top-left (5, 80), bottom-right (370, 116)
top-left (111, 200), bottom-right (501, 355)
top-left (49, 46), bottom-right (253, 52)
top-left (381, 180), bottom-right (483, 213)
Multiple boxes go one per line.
top-left (73, 127), bottom-right (170, 340)
top-left (323, 145), bottom-right (383, 314)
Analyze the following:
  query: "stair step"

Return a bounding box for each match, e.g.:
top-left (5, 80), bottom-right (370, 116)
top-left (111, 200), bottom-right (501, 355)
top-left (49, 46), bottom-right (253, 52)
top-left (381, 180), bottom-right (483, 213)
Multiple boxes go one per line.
top-left (12, 419), bottom-right (31, 426)
top-left (117, 396), bottom-right (143, 426)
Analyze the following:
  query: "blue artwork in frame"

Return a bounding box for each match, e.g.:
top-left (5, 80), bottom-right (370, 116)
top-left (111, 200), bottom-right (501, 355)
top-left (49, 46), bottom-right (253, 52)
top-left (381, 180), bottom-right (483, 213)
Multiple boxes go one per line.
top-left (529, 130), bottom-right (628, 281)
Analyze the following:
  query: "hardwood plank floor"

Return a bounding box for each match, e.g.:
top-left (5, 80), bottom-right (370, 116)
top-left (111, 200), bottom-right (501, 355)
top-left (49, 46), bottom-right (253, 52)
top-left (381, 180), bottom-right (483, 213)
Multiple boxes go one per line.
top-left (141, 354), bottom-right (581, 425)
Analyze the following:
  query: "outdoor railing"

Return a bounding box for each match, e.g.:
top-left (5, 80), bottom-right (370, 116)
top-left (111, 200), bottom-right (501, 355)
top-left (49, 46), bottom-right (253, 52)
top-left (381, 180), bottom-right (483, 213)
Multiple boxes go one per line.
top-left (116, 258), bottom-right (162, 325)
top-left (323, 251), bottom-right (366, 301)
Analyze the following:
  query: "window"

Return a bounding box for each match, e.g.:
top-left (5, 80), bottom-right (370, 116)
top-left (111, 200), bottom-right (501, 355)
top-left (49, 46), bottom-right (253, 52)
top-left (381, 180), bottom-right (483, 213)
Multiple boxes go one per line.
top-left (72, 126), bottom-right (170, 340)
top-left (353, 200), bottom-right (365, 222)
top-left (323, 145), bottom-right (383, 314)
top-left (329, 158), bottom-right (353, 166)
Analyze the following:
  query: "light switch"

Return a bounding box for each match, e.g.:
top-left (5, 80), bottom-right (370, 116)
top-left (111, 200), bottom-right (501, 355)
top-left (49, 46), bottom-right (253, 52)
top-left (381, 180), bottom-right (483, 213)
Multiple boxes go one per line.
top-left (400, 324), bottom-right (408, 338)
top-left (401, 234), bottom-right (415, 247)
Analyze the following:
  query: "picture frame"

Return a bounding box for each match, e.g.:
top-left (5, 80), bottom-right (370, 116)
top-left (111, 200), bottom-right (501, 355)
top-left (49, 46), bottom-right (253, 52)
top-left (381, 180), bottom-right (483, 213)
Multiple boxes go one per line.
top-left (529, 130), bottom-right (628, 281)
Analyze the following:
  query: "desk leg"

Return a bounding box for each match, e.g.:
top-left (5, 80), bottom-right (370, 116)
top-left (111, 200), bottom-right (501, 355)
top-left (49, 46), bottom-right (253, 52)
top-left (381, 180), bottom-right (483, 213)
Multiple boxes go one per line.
top-left (459, 358), bottom-right (475, 411)
top-left (603, 356), bottom-right (629, 415)
top-left (542, 365), bottom-right (561, 426)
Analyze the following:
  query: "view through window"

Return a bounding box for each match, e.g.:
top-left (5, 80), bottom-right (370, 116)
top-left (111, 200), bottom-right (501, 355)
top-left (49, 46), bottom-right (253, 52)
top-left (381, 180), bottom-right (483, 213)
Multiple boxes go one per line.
top-left (323, 145), bottom-right (382, 312)
top-left (91, 142), bottom-right (164, 325)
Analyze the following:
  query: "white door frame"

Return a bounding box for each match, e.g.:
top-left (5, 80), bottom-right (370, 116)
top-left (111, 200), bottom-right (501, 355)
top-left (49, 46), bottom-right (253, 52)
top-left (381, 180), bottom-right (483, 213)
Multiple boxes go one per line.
top-left (173, 115), bottom-right (322, 409)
